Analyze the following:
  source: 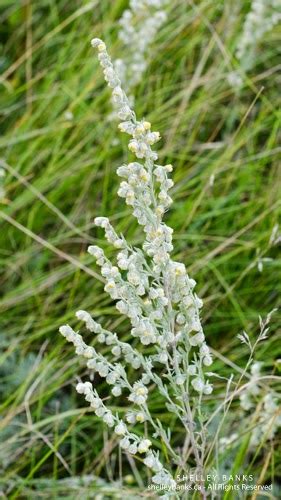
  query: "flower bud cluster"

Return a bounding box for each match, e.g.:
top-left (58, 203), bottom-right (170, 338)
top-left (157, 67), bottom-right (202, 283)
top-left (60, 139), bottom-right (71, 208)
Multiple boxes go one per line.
top-left (76, 381), bottom-right (115, 425)
top-left (128, 380), bottom-right (148, 405)
top-left (59, 325), bottom-right (96, 359)
top-left (88, 242), bottom-right (147, 306)
top-left (94, 217), bottom-right (125, 249)
top-left (59, 324), bottom-right (130, 396)
top-left (125, 409), bottom-right (147, 424)
top-left (76, 309), bottom-right (144, 369)
top-left (75, 380), bottom-right (175, 486)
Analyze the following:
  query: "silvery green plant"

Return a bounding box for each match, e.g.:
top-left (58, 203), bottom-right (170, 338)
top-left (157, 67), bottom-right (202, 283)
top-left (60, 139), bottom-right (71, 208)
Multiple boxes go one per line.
top-left (114, 0), bottom-right (169, 100)
top-left (228, 0), bottom-right (281, 88)
top-left (60, 38), bottom-right (213, 495)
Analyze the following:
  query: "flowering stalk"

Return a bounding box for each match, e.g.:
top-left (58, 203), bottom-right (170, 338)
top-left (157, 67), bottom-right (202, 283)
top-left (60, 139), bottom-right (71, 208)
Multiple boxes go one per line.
top-left (60, 38), bottom-right (213, 495)
top-left (236, 0), bottom-right (281, 64)
top-left (228, 0), bottom-right (281, 88)
top-left (114, 0), bottom-right (169, 100)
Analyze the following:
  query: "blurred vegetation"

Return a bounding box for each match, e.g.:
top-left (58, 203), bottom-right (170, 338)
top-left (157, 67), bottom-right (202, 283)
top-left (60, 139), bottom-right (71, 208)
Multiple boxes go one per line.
top-left (0, 0), bottom-right (280, 498)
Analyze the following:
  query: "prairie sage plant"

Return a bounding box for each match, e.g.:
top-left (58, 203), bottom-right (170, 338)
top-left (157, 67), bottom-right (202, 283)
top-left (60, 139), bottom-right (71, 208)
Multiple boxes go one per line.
top-left (228, 0), bottom-right (281, 88)
top-left (60, 38), bottom-right (214, 497)
top-left (114, 0), bottom-right (169, 100)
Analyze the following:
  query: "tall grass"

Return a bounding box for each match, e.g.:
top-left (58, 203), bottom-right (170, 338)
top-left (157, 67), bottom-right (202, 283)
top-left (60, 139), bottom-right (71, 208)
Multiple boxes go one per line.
top-left (0, 0), bottom-right (280, 498)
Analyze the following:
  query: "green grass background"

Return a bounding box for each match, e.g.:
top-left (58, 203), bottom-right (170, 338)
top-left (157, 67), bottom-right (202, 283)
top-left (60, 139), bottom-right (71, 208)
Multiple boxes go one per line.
top-left (0, 0), bottom-right (280, 498)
